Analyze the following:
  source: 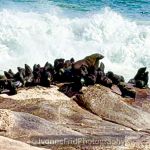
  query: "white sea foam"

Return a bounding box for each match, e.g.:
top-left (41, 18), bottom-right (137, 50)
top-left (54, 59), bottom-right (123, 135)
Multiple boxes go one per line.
top-left (0, 7), bottom-right (149, 84)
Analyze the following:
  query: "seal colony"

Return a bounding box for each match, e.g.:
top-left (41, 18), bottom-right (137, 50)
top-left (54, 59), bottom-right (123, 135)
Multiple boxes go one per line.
top-left (0, 53), bottom-right (149, 97)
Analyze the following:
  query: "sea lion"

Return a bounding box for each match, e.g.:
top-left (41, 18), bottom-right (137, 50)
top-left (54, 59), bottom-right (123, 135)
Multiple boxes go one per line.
top-left (0, 79), bottom-right (6, 90)
top-left (17, 67), bottom-right (26, 78)
top-left (70, 58), bottom-right (75, 63)
top-left (6, 80), bottom-right (17, 95)
top-left (80, 65), bottom-right (88, 77)
top-left (129, 67), bottom-right (149, 88)
top-left (64, 58), bottom-right (75, 69)
top-left (72, 53), bottom-right (104, 71)
top-left (44, 62), bottom-right (54, 73)
top-left (0, 80), bottom-right (17, 95)
top-left (118, 82), bottom-right (136, 98)
top-left (24, 64), bottom-right (34, 86)
top-left (134, 67), bottom-right (146, 80)
top-left (96, 70), bottom-right (112, 88)
top-left (54, 58), bottom-right (65, 72)
top-left (59, 78), bottom-right (83, 97)
top-left (32, 65), bottom-right (43, 86)
top-left (135, 80), bottom-right (145, 88)
top-left (25, 64), bottom-right (32, 76)
top-left (40, 70), bottom-right (52, 87)
top-left (8, 69), bottom-right (15, 76)
top-left (64, 60), bottom-right (72, 69)
top-left (4, 71), bottom-right (14, 79)
top-left (84, 74), bottom-right (96, 86)
top-left (33, 64), bottom-right (41, 72)
top-left (106, 71), bottom-right (124, 85)
top-left (14, 72), bottom-right (25, 86)
top-left (99, 62), bottom-right (105, 72)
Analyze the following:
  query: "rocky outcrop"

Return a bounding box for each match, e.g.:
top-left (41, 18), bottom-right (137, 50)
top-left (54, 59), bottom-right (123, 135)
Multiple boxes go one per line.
top-left (0, 85), bottom-right (150, 149)
top-left (77, 85), bottom-right (150, 132)
top-left (0, 136), bottom-right (47, 150)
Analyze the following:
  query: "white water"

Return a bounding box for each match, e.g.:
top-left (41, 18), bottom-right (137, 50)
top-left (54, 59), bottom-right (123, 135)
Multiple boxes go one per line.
top-left (0, 7), bottom-right (150, 84)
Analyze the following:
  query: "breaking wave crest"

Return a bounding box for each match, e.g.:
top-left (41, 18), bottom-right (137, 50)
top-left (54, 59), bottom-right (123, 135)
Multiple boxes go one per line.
top-left (0, 7), bottom-right (150, 83)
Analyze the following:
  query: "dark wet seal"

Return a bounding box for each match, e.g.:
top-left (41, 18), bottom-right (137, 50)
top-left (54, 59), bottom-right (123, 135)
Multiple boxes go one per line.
top-left (129, 67), bottom-right (149, 88)
top-left (106, 71), bottom-right (124, 85)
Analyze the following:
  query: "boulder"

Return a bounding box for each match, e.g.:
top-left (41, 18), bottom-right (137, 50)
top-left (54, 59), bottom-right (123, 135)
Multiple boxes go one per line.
top-left (0, 136), bottom-right (47, 150)
top-left (77, 85), bottom-right (150, 132)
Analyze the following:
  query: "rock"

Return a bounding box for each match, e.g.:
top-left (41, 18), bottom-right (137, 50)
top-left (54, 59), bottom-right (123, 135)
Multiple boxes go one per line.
top-left (111, 85), bottom-right (122, 95)
top-left (0, 136), bottom-right (47, 150)
top-left (0, 108), bottom-right (82, 144)
top-left (0, 86), bottom-right (150, 149)
top-left (77, 85), bottom-right (150, 132)
top-left (131, 88), bottom-right (150, 113)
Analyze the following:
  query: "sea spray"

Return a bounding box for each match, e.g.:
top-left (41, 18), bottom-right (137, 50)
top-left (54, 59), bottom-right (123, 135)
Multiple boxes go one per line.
top-left (0, 7), bottom-right (149, 84)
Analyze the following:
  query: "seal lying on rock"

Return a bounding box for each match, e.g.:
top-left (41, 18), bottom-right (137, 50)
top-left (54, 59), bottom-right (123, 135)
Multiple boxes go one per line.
top-left (106, 71), bottom-right (124, 85)
top-left (129, 67), bottom-right (149, 88)
top-left (0, 80), bottom-right (17, 95)
top-left (96, 68), bottom-right (113, 88)
top-left (118, 82), bottom-right (136, 98)
top-left (59, 78), bottom-right (83, 97)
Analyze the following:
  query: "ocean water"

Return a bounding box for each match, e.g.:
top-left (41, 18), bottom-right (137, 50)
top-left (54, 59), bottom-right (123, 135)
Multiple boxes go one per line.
top-left (0, 0), bottom-right (150, 84)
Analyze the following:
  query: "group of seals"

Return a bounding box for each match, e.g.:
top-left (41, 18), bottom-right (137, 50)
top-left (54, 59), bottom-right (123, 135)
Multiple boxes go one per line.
top-left (0, 53), bottom-right (149, 98)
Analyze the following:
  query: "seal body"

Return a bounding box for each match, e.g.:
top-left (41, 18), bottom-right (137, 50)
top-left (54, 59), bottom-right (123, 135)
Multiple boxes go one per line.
top-left (73, 53), bottom-right (104, 70)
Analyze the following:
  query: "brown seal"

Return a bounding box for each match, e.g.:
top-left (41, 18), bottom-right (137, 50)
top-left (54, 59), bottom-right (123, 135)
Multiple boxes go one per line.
top-left (73, 53), bottom-right (104, 71)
